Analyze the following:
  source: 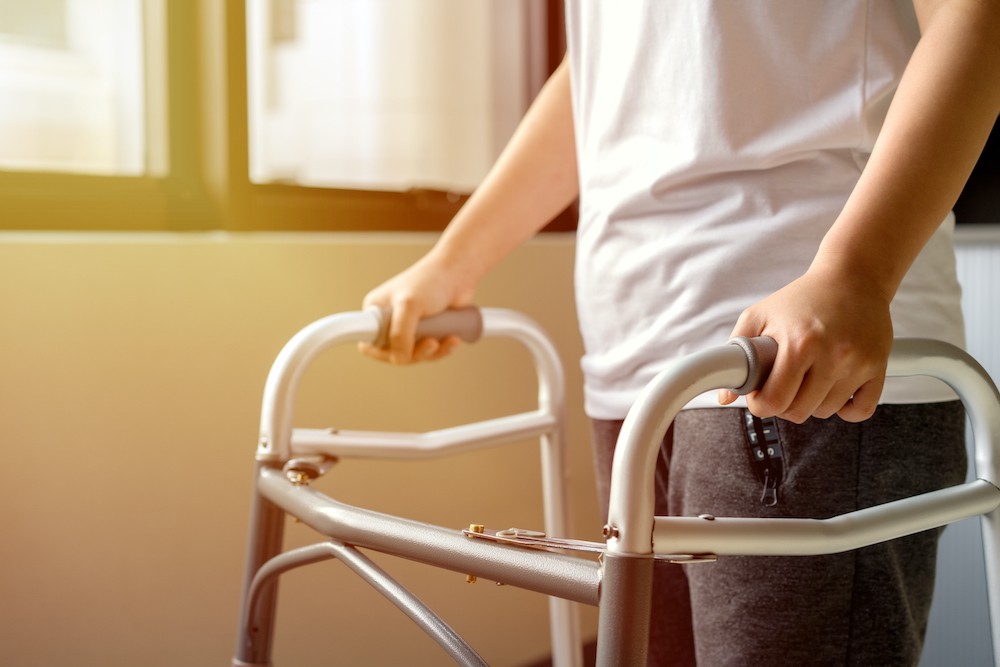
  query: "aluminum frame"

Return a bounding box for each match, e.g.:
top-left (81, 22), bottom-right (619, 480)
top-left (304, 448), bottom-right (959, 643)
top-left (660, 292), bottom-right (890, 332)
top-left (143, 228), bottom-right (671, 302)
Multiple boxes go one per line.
top-left (234, 308), bottom-right (585, 667)
top-left (233, 308), bottom-right (1000, 666)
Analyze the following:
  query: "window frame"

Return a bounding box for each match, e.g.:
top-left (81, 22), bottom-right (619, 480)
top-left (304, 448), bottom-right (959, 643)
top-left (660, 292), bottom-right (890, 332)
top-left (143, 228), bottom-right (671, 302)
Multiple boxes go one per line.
top-left (0, 0), bottom-right (574, 233)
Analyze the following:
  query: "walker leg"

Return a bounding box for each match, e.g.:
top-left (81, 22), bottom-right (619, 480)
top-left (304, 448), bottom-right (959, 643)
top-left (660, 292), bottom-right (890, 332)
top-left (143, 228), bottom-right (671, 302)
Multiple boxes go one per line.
top-left (539, 430), bottom-right (584, 667)
top-left (233, 463), bottom-right (287, 667)
top-left (595, 553), bottom-right (653, 666)
top-left (981, 508), bottom-right (1000, 664)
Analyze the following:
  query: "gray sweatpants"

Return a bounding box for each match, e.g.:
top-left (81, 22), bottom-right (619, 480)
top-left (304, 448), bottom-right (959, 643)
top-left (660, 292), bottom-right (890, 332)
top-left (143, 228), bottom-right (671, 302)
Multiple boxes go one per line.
top-left (591, 402), bottom-right (967, 666)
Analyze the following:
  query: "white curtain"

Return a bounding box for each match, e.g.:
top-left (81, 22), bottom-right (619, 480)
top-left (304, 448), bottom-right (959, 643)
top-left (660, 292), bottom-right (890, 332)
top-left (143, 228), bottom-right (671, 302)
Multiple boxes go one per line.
top-left (247, 0), bottom-right (533, 192)
top-left (0, 0), bottom-right (145, 174)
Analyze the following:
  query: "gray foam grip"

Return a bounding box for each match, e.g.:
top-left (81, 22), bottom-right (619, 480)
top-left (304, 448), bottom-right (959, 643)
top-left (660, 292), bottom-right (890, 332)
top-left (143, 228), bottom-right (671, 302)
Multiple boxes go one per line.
top-left (728, 335), bottom-right (778, 395)
top-left (373, 306), bottom-right (484, 349)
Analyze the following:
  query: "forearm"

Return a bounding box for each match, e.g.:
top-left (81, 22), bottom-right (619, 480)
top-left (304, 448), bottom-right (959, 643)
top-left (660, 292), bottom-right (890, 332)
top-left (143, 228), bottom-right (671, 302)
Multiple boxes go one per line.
top-left (428, 56), bottom-right (579, 286)
top-left (361, 58), bottom-right (578, 363)
top-left (812, 0), bottom-right (1000, 297)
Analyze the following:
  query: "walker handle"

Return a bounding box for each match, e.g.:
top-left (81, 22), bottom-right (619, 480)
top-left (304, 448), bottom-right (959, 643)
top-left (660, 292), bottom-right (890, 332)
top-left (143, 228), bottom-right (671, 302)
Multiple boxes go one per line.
top-left (372, 306), bottom-right (484, 349)
top-left (728, 335), bottom-right (778, 395)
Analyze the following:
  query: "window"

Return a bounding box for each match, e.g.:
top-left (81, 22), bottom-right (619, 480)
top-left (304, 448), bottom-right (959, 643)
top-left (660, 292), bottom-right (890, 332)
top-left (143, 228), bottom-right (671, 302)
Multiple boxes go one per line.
top-left (247, 0), bottom-right (530, 193)
top-left (0, 0), bottom-right (175, 231)
top-left (0, 0), bottom-right (571, 232)
top-left (0, 0), bottom-right (151, 176)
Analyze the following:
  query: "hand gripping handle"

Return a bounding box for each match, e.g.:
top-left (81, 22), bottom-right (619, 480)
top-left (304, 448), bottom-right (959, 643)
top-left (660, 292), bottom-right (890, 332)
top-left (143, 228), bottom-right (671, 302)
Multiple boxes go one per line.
top-left (728, 335), bottom-right (778, 395)
top-left (372, 306), bottom-right (485, 349)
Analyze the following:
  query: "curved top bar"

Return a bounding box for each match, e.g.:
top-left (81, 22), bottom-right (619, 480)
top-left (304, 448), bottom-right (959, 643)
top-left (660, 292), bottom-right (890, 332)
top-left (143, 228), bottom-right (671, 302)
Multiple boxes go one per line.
top-left (606, 343), bottom-right (750, 554)
top-left (887, 338), bottom-right (1000, 485)
top-left (256, 308), bottom-right (564, 462)
top-left (606, 337), bottom-right (1000, 556)
top-left (479, 308), bottom-right (565, 418)
top-left (258, 310), bottom-right (381, 462)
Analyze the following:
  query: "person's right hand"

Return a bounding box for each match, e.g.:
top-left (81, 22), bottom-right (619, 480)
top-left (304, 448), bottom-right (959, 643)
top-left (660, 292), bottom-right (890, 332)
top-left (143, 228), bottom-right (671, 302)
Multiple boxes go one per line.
top-left (359, 252), bottom-right (476, 365)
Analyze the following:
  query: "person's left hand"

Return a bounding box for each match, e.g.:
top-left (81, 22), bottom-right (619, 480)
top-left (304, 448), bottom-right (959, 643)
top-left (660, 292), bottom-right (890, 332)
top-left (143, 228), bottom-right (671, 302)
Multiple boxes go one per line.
top-left (718, 265), bottom-right (894, 423)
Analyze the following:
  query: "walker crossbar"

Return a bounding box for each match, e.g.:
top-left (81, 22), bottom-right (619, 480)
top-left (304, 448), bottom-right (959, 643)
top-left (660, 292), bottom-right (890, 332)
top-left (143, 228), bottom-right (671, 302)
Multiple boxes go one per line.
top-left (255, 465), bottom-right (602, 605)
top-left (286, 410), bottom-right (557, 460)
top-left (653, 479), bottom-right (1000, 556)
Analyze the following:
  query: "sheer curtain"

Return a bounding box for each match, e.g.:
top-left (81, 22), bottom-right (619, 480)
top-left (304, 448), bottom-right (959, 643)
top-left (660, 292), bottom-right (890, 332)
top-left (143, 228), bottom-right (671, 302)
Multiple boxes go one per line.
top-left (0, 0), bottom-right (147, 175)
top-left (247, 0), bottom-right (535, 192)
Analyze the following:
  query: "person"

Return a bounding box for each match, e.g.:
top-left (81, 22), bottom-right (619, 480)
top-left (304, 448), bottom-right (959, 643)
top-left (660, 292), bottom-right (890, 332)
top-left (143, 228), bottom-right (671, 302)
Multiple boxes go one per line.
top-left (361, 2), bottom-right (1000, 664)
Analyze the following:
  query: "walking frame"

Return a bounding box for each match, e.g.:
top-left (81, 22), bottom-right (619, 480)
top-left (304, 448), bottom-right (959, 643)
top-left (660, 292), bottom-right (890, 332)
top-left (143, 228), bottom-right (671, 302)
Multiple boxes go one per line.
top-left (232, 307), bottom-right (1000, 666)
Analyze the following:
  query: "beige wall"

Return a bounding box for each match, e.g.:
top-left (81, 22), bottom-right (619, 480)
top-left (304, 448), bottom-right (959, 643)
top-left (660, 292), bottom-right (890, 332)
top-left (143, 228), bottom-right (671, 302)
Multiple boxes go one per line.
top-left (0, 232), bottom-right (599, 666)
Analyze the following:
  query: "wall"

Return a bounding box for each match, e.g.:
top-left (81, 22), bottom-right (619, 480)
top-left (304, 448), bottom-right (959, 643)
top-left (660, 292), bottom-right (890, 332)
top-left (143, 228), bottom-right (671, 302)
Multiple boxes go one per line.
top-left (2, 227), bottom-right (998, 666)
top-left (0, 232), bottom-right (598, 667)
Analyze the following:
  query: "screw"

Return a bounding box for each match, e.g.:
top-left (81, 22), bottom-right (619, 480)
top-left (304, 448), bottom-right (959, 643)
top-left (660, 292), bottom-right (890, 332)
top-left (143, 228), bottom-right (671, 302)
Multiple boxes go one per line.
top-left (601, 524), bottom-right (619, 540)
top-left (286, 470), bottom-right (310, 486)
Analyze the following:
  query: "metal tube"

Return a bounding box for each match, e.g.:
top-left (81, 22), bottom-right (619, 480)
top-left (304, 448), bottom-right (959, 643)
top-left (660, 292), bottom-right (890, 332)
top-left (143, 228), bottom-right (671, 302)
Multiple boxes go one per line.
top-left (606, 337), bottom-right (1000, 664)
top-left (484, 306), bottom-right (586, 667)
top-left (288, 411), bottom-right (558, 460)
top-left (251, 308), bottom-right (586, 665)
top-left (595, 553), bottom-right (654, 666)
top-left (257, 466), bottom-right (601, 606)
top-left (540, 428), bottom-right (584, 667)
top-left (981, 511), bottom-right (1000, 666)
top-left (886, 339), bottom-right (1000, 486)
top-left (885, 339), bottom-right (1000, 665)
top-left (257, 308), bottom-right (571, 464)
top-left (241, 541), bottom-right (488, 667)
top-left (654, 480), bottom-right (1000, 555)
top-left (606, 344), bottom-right (749, 555)
top-left (233, 463), bottom-right (288, 667)
top-left (258, 310), bottom-right (380, 462)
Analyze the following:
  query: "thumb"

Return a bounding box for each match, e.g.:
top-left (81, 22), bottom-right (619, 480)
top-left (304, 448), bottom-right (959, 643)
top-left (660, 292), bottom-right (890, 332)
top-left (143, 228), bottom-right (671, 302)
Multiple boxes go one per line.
top-left (717, 388), bottom-right (739, 405)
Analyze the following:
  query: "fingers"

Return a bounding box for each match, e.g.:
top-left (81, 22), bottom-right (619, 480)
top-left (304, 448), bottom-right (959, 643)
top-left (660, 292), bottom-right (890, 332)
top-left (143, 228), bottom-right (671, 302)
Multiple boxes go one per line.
top-left (360, 283), bottom-right (464, 365)
top-left (744, 350), bottom-right (885, 423)
top-left (744, 345), bottom-right (808, 420)
top-left (361, 279), bottom-right (429, 364)
top-left (385, 298), bottom-right (422, 364)
top-left (717, 388), bottom-right (738, 405)
top-left (358, 334), bottom-right (463, 365)
top-left (836, 377), bottom-right (883, 423)
top-left (412, 335), bottom-right (463, 363)
top-left (730, 323), bottom-right (885, 423)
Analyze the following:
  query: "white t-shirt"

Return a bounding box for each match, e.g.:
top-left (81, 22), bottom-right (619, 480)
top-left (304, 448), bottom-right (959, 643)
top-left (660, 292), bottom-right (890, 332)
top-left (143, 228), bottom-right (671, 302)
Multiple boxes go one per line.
top-left (565, 1), bottom-right (965, 419)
